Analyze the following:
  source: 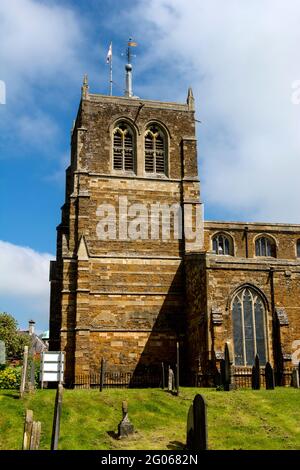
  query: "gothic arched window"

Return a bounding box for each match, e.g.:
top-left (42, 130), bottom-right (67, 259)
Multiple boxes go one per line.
top-left (212, 233), bottom-right (233, 255)
top-left (113, 122), bottom-right (135, 172)
top-left (255, 236), bottom-right (276, 257)
top-left (232, 288), bottom-right (267, 366)
top-left (297, 239), bottom-right (300, 258)
top-left (144, 124), bottom-right (166, 175)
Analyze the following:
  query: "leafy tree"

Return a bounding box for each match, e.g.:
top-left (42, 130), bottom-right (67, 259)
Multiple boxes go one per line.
top-left (0, 312), bottom-right (30, 359)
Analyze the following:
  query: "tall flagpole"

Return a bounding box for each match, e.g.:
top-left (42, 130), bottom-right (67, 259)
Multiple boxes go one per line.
top-left (109, 44), bottom-right (113, 96)
top-left (106, 42), bottom-right (113, 96)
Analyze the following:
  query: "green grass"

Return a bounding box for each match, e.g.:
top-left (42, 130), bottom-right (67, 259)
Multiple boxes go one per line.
top-left (1, 387), bottom-right (300, 450)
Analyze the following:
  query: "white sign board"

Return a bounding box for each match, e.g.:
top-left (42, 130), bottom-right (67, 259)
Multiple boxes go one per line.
top-left (40, 351), bottom-right (65, 387)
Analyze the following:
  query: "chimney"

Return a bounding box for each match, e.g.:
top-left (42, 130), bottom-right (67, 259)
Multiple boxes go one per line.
top-left (28, 320), bottom-right (35, 336)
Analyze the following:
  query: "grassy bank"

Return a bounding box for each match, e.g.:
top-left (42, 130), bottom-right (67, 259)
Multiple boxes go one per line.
top-left (0, 387), bottom-right (300, 450)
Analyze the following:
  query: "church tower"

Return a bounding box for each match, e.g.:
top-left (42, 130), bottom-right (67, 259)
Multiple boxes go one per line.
top-left (49, 52), bottom-right (202, 386)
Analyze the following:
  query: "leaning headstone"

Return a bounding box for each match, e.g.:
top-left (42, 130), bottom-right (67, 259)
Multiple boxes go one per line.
top-left (0, 340), bottom-right (6, 365)
top-left (265, 362), bottom-right (275, 390)
top-left (186, 394), bottom-right (207, 451)
top-left (168, 367), bottom-right (175, 392)
top-left (51, 384), bottom-right (64, 450)
top-left (291, 368), bottom-right (300, 388)
top-left (20, 346), bottom-right (29, 398)
top-left (252, 354), bottom-right (261, 390)
top-left (186, 404), bottom-right (194, 449)
top-left (118, 401), bottom-right (134, 438)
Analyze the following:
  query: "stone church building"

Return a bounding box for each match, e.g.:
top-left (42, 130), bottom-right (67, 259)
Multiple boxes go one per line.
top-left (49, 60), bottom-right (300, 387)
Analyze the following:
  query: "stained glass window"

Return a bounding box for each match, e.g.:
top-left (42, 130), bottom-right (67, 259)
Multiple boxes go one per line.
top-left (232, 288), bottom-right (267, 366)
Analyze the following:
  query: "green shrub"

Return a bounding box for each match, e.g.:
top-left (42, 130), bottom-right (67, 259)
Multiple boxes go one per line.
top-left (0, 367), bottom-right (21, 389)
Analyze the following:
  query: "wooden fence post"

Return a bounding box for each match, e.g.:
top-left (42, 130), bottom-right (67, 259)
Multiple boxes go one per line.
top-left (30, 421), bottom-right (41, 450)
top-left (22, 409), bottom-right (33, 450)
top-left (161, 362), bottom-right (165, 389)
top-left (51, 384), bottom-right (64, 450)
top-left (176, 341), bottom-right (180, 396)
top-left (20, 346), bottom-right (29, 398)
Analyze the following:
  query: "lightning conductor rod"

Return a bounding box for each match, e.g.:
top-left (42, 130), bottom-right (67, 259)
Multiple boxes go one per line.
top-left (124, 38), bottom-right (135, 98)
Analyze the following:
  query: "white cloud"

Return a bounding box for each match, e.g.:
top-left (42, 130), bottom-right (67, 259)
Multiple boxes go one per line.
top-left (0, 0), bottom-right (83, 91)
top-left (0, 0), bottom-right (85, 162)
top-left (127, 0), bottom-right (300, 223)
top-left (0, 240), bottom-right (53, 329)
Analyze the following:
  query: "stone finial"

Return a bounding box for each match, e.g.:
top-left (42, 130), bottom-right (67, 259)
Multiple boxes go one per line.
top-left (81, 74), bottom-right (89, 99)
top-left (187, 87), bottom-right (195, 111)
top-left (77, 235), bottom-right (89, 260)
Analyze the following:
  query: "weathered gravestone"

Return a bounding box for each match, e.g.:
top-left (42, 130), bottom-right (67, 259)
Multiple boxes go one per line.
top-left (222, 343), bottom-right (233, 391)
top-left (291, 368), bottom-right (300, 388)
top-left (265, 362), bottom-right (275, 390)
top-left (118, 401), bottom-right (134, 438)
top-left (168, 367), bottom-right (175, 392)
top-left (0, 340), bottom-right (6, 365)
top-left (186, 394), bottom-right (207, 451)
top-left (251, 355), bottom-right (261, 390)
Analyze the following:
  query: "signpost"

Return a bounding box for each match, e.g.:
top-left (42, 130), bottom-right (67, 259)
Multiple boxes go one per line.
top-left (40, 352), bottom-right (65, 388)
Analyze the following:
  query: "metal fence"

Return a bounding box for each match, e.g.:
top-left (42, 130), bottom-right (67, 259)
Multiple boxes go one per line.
top-left (74, 371), bottom-right (161, 389)
top-left (194, 366), bottom-right (293, 389)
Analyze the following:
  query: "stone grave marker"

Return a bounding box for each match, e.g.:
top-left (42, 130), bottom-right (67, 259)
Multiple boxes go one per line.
top-left (291, 368), bottom-right (300, 388)
top-left (168, 367), bottom-right (175, 392)
top-left (223, 343), bottom-right (233, 391)
top-left (186, 394), bottom-right (207, 451)
top-left (251, 354), bottom-right (261, 390)
top-left (265, 362), bottom-right (275, 390)
top-left (0, 340), bottom-right (6, 365)
top-left (118, 401), bottom-right (134, 438)
top-left (186, 404), bottom-right (194, 449)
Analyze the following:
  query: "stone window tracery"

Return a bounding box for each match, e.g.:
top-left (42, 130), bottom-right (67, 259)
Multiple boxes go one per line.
top-left (212, 233), bottom-right (233, 255)
top-left (144, 124), bottom-right (166, 175)
top-left (232, 288), bottom-right (267, 366)
top-left (113, 122), bottom-right (135, 172)
top-left (255, 236), bottom-right (276, 257)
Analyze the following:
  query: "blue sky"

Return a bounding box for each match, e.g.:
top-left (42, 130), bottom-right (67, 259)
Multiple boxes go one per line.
top-left (1, 0), bottom-right (300, 332)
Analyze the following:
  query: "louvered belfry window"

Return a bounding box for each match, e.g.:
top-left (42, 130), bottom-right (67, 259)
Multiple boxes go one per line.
top-left (113, 122), bottom-right (134, 171)
top-left (145, 125), bottom-right (166, 174)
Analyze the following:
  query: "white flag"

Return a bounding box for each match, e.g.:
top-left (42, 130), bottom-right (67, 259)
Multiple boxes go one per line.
top-left (106, 42), bottom-right (112, 63)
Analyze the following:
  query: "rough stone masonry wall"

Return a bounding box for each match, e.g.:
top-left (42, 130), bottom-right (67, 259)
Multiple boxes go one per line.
top-left (50, 91), bottom-right (201, 382)
top-left (202, 222), bottom-right (300, 376)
